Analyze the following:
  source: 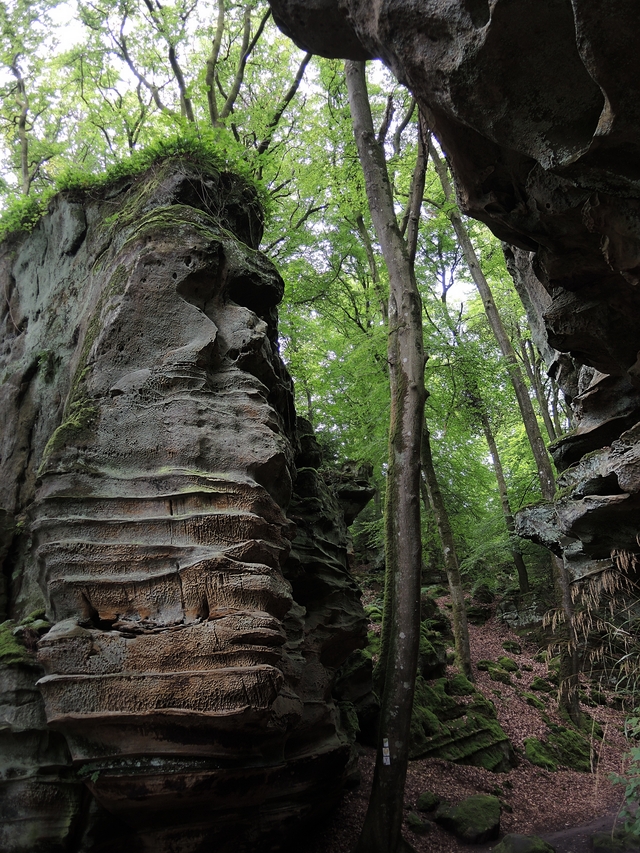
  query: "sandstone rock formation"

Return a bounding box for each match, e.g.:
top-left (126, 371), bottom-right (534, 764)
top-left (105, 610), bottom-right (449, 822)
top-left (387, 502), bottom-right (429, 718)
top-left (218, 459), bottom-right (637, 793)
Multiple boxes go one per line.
top-left (269, 0), bottom-right (640, 577)
top-left (0, 159), bottom-right (371, 852)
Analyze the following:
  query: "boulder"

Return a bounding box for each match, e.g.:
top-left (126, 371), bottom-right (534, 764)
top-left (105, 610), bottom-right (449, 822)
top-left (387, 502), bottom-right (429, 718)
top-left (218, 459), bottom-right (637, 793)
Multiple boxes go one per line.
top-left (492, 834), bottom-right (556, 853)
top-left (435, 793), bottom-right (501, 844)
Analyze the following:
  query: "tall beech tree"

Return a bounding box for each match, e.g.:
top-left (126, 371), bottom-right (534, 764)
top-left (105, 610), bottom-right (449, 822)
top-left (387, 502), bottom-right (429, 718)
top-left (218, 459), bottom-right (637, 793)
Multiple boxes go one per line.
top-left (346, 59), bottom-right (426, 853)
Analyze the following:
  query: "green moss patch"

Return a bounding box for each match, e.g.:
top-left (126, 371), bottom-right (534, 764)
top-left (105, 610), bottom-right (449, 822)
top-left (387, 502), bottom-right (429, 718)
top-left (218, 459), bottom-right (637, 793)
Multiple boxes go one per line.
top-left (530, 677), bottom-right (554, 693)
top-left (502, 641), bottom-right (522, 655)
top-left (493, 834), bottom-right (557, 853)
top-left (40, 399), bottom-right (99, 468)
top-left (488, 666), bottom-right (513, 686)
top-left (524, 726), bottom-right (592, 772)
top-left (522, 692), bottom-right (546, 711)
top-left (466, 604), bottom-right (492, 625)
top-left (406, 812), bottom-right (430, 834)
top-left (364, 604), bottom-right (383, 623)
top-left (497, 656), bottom-right (519, 672)
top-left (0, 615), bottom-right (48, 668)
top-left (417, 791), bottom-right (441, 812)
top-left (548, 727), bottom-right (592, 771)
top-left (410, 675), bottom-right (514, 771)
top-left (435, 794), bottom-right (501, 844)
top-left (446, 674), bottom-right (475, 696)
top-left (524, 737), bottom-right (557, 771)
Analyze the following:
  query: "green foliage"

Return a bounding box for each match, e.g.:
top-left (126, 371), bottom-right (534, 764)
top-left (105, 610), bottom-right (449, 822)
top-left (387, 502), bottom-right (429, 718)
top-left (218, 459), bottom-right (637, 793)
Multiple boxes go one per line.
top-left (611, 711), bottom-right (640, 840)
top-left (0, 193), bottom-right (46, 241)
top-left (1, 125), bottom-right (267, 243)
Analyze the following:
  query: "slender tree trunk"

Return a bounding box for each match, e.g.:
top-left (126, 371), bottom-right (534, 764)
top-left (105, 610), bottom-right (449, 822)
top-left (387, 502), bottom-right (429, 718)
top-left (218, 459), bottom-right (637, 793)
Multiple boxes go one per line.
top-left (10, 62), bottom-right (30, 195)
top-left (347, 59), bottom-right (426, 853)
top-left (428, 138), bottom-right (556, 501)
top-left (421, 424), bottom-right (473, 679)
top-left (477, 405), bottom-right (530, 593)
top-left (519, 335), bottom-right (557, 442)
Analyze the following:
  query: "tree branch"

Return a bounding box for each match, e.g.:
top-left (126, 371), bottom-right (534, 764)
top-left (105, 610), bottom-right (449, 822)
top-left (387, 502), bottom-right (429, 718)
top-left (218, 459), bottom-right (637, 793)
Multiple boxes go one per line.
top-left (206, 0), bottom-right (225, 126)
top-left (257, 51), bottom-right (312, 156)
top-left (220, 7), bottom-right (271, 121)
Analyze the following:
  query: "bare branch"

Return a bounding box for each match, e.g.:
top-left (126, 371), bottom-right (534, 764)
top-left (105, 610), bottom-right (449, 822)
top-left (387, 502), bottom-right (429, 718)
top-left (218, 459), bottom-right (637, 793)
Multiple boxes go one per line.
top-left (392, 97), bottom-right (415, 156)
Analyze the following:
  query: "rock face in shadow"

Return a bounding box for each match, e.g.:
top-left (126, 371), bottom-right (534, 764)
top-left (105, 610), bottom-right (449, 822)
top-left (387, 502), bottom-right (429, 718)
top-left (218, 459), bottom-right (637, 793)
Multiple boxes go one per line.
top-left (0, 160), bottom-right (371, 852)
top-left (269, 0), bottom-right (640, 575)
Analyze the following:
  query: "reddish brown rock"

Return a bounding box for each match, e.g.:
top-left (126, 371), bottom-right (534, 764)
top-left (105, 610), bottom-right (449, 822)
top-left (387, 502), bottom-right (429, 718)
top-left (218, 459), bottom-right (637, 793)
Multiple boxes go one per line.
top-left (0, 161), bottom-right (371, 851)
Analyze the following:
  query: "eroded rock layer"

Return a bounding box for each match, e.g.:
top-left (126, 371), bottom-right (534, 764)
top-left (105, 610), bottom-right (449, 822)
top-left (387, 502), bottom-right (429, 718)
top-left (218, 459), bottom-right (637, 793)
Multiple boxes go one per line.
top-left (270, 0), bottom-right (640, 574)
top-left (0, 160), bottom-right (370, 852)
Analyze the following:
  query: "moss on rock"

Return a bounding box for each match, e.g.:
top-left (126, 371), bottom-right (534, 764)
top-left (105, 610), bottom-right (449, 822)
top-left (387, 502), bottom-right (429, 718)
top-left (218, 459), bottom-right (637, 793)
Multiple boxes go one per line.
top-left (488, 666), bottom-right (513, 685)
top-left (0, 614), bottom-right (48, 668)
top-left (522, 692), bottom-right (546, 711)
top-left (406, 812), bottom-right (430, 834)
top-left (435, 794), bottom-right (501, 843)
top-left (417, 791), bottom-right (441, 812)
top-left (530, 676), bottom-right (554, 693)
top-left (493, 833), bottom-right (557, 853)
top-left (446, 673), bottom-right (475, 696)
top-left (410, 675), bottom-right (515, 771)
top-left (497, 656), bottom-right (519, 672)
top-left (524, 737), bottom-right (557, 771)
top-left (524, 726), bottom-right (592, 772)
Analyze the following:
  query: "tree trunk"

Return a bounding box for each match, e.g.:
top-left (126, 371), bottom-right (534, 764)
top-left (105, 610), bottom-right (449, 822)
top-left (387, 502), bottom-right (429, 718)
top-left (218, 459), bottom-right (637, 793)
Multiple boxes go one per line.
top-left (519, 335), bottom-right (557, 442)
top-left (10, 62), bottom-right (30, 195)
top-left (428, 138), bottom-right (556, 502)
top-left (346, 59), bottom-right (426, 853)
top-left (477, 405), bottom-right (530, 593)
top-left (421, 424), bottom-right (473, 679)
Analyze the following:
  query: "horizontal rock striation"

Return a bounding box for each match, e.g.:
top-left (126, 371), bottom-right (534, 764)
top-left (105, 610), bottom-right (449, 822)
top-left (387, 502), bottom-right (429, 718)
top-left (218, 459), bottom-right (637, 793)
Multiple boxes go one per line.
top-left (270, 0), bottom-right (640, 576)
top-left (0, 160), bottom-right (371, 851)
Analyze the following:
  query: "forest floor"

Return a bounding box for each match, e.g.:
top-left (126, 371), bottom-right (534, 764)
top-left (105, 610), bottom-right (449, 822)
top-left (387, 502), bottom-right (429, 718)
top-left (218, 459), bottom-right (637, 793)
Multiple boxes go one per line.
top-left (299, 595), bottom-right (632, 853)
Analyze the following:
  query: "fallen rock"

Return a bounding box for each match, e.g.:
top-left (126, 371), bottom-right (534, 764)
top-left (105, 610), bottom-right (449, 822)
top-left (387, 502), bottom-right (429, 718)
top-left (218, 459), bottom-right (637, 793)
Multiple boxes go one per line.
top-left (435, 793), bottom-right (501, 844)
top-left (416, 790), bottom-right (441, 812)
top-left (492, 834), bottom-right (556, 853)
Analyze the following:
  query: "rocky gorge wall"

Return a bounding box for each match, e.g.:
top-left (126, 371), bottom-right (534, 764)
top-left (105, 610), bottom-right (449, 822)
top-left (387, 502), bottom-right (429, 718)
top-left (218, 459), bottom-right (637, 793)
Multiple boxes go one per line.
top-left (269, 0), bottom-right (640, 581)
top-left (0, 160), bottom-right (372, 852)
